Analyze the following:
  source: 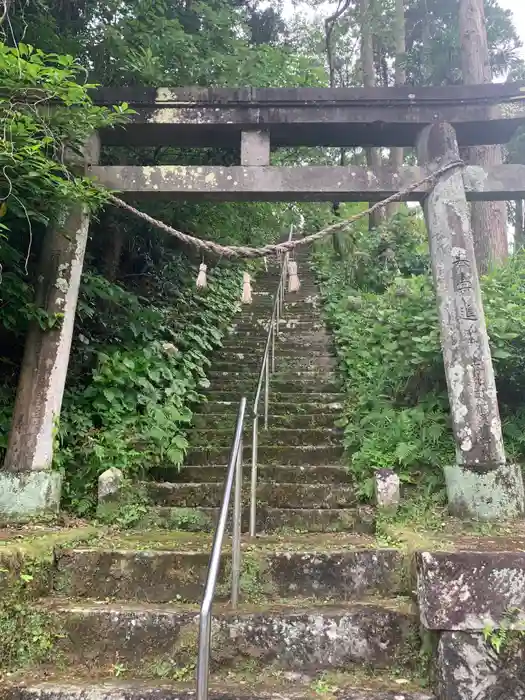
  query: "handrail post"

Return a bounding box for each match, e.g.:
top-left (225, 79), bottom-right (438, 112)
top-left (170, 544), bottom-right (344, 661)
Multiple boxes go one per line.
top-left (197, 398), bottom-right (246, 700)
top-left (250, 413), bottom-right (258, 537)
top-left (231, 437), bottom-right (243, 609)
top-left (271, 315), bottom-right (276, 374)
top-left (264, 356), bottom-right (269, 430)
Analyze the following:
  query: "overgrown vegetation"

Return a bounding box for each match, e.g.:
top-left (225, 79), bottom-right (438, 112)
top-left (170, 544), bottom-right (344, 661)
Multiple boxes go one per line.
top-left (1, 0), bottom-right (525, 519)
top-left (0, 1), bottom-right (319, 516)
top-left (314, 210), bottom-right (525, 499)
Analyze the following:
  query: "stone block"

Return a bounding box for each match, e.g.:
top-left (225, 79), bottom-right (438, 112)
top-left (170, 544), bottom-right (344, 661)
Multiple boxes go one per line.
top-left (97, 467), bottom-right (124, 504)
top-left (444, 463), bottom-right (524, 521)
top-left (436, 631), bottom-right (525, 700)
top-left (416, 551), bottom-right (525, 630)
top-left (0, 470), bottom-right (62, 521)
top-left (374, 469), bottom-right (400, 512)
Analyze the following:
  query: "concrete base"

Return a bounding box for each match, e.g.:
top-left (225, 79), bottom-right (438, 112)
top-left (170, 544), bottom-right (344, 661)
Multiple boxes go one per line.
top-left (444, 462), bottom-right (525, 521)
top-left (0, 471), bottom-right (62, 521)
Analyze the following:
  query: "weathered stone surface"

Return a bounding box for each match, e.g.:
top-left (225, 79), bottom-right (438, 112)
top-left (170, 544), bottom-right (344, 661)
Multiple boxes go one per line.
top-left (189, 427), bottom-right (342, 448)
top-left (436, 631), bottom-right (525, 700)
top-left (191, 412), bottom-right (338, 430)
top-left (205, 390), bottom-right (344, 405)
top-left (55, 547), bottom-right (406, 602)
top-left (241, 130), bottom-right (270, 166)
top-left (197, 399), bottom-right (342, 416)
top-left (140, 505), bottom-right (375, 534)
top-left (145, 482), bottom-right (356, 509)
top-left (49, 600), bottom-right (417, 669)
top-left (443, 462), bottom-right (525, 521)
top-left (416, 550), bottom-right (525, 630)
top-left (91, 164), bottom-right (525, 202)
top-left (208, 378), bottom-right (340, 394)
top-left (374, 470), bottom-right (400, 512)
top-left (268, 549), bottom-right (405, 599)
top-left (417, 122), bottom-right (524, 520)
top-left (55, 549), bottom-right (216, 602)
top-left (98, 468), bottom-right (124, 504)
top-left (3, 136), bottom-right (99, 484)
top-left (0, 471), bottom-right (62, 521)
top-left (184, 443), bottom-right (344, 466)
top-left (150, 464), bottom-right (350, 484)
top-left (92, 82), bottom-right (525, 149)
top-left (0, 681), bottom-right (435, 700)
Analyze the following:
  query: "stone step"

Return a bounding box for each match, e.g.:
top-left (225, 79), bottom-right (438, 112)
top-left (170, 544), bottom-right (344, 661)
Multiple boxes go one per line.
top-left (3, 677), bottom-right (433, 700)
top-left (207, 361), bottom-right (336, 382)
top-left (237, 306), bottom-right (321, 317)
top-left (140, 505), bottom-right (374, 533)
top-left (144, 481), bottom-right (357, 509)
top-left (220, 339), bottom-right (333, 352)
top-left (230, 320), bottom-right (327, 332)
top-left (235, 313), bottom-right (325, 324)
top-left (226, 324), bottom-right (328, 335)
top-left (188, 427), bottom-right (342, 448)
top-left (207, 378), bottom-right (341, 394)
top-left (196, 399), bottom-right (343, 415)
top-left (191, 412), bottom-right (339, 429)
top-left (185, 443), bottom-right (344, 466)
top-left (222, 334), bottom-right (330, 345)
top-left (211, 357), bottom-right (337, 372)
top-left (204, 391), bottom-right (344, 405)
top-left (217, 349), bottom-right (336, 362)
top-left (55, 543), bottom-right (406, 602)
top-left (150, 464), bottom-right (350, 483)
top-left (44, 598), bottom-right (416, 670)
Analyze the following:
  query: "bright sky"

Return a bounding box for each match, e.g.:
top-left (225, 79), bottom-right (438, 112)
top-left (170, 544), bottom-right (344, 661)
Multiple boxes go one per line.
top-left (499, 0), bottom-right (525, 59)
top-left (281, 0), bottom-right (525, 61)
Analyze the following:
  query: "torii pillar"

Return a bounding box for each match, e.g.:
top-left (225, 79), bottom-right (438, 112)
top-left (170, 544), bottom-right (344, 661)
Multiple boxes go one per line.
top-left (0, 135), bottom-right (100, 521)
top-left (417, 122), bottom-right (524, 520)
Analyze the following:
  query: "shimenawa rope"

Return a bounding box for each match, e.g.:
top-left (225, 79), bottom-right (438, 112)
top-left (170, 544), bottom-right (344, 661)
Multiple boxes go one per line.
top-left (108, 159), bottom-right (463, 260)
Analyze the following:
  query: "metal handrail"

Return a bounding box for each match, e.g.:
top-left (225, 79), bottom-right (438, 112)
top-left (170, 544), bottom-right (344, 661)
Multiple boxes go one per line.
top-left (249, 225), bottom-right (294, 537)
top-left (196, 397), bottom-right (246, 700)
top-left (196, 229), bottom-right (294, 699)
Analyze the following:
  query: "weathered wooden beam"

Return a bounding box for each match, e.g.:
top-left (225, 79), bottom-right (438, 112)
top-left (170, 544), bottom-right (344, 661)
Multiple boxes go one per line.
top-left (417, 121), bottom-right (524, 521)
top-left (89, 164), bottom-right (525, 202)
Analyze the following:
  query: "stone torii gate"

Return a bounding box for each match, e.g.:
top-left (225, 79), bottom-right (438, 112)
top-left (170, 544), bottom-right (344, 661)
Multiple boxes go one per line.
top-left (2, 83), bottom-right (525, 521)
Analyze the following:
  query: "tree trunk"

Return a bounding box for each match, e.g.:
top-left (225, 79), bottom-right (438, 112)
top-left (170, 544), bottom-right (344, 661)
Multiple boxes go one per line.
top-left (360, 0), bottom-right (383, 229)
top-left (459, 0), bottom-right (508, 274)
top-left (515, 200), bottom-right (524, 251)
top-left (387, 0), bottom-right (406, 219)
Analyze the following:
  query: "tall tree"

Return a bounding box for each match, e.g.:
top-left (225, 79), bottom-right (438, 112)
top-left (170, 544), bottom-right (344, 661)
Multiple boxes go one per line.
top-left (459, 0), bottom-right (508, 273)
top-left (360, 0), bottom-right (384, 228)
top-left (387, 0), bottom-right (406, 218)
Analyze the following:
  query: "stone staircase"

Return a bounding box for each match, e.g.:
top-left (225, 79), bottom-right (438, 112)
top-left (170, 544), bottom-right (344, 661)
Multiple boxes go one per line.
top-left (2, 254), bottom-right (433, 700)
top-left (146, 256), bottom-right (374, 534)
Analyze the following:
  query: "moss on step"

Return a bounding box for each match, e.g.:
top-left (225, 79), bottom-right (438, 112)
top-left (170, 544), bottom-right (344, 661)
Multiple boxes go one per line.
top-left (1, 661), bottom-right (432, 693)
top-left (0, 527), bottom-right (99, 674)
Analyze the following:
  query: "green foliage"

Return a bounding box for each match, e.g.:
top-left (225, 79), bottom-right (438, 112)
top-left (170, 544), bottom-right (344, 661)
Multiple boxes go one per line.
top-left (483, 608), bottom-right (525, 655)
top-left (96, 481), bottom-right (150, 529)
top-left (314, 212), bottom-right (525, 499)
top-left (55, 258), bottom-right (242, 516)
top-left (0, 41), bottom-right (130, 229)
top-left (0, 570), bottom-right (58, 672)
